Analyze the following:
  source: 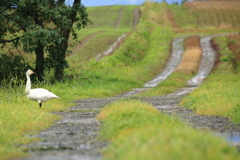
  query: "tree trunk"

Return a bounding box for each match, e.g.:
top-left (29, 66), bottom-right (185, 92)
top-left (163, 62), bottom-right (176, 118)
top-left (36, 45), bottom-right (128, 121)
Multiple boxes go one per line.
top-left (54, 50), bottom-right (65, 81)
top-left (35, 44), bottom-right (44, 82)
top-left (54, 0), bottom-right (80, 81)
top-left (54, 34), bottom-right (69, 81)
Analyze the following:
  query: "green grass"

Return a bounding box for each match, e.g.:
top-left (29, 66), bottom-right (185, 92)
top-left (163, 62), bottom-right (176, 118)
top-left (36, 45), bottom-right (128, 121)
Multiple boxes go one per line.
top-left (181, 69), bottom-right (240, 122)
top-left (68, 29), bottom-right (127, 64)
top-left (119, 5), bottom-right (138, 29)
top-left (97, 100), bottom-right (240, 160)
top-left (86, 5), bottom-right (137, 29)
top-left (87, 5), bottom-right (122, 29)
top-left (139, 73), bottom-right (194, 97)
top-left (181, 63), bottom-right (240, 123)
top-left (0, 80), bottom-right (68, 160)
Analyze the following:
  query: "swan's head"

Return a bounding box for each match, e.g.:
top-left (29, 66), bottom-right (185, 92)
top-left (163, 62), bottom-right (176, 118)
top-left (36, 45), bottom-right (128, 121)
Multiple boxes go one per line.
top-left (26, 70), bottom-right (35, 76)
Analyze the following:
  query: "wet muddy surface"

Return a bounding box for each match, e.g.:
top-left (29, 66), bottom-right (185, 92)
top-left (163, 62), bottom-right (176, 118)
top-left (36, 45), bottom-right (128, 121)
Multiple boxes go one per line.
top-left (19, 34), bottom-right (240, 160)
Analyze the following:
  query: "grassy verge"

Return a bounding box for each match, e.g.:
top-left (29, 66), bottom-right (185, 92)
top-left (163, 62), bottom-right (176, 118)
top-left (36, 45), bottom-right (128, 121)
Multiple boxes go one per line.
top-left (0, 81), bottom-right (68, 160)
top-left (97, 100), bottom-right (240, 160)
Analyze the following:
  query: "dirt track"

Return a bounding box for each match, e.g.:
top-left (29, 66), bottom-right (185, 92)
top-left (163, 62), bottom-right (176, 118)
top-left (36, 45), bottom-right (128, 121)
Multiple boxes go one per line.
top-left (19, 34), bottom-right (240, 160)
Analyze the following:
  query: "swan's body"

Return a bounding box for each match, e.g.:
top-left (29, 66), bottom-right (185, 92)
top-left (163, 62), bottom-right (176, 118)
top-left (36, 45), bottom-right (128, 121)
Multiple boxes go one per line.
top-left (25, 70), bottom-right (59, 107)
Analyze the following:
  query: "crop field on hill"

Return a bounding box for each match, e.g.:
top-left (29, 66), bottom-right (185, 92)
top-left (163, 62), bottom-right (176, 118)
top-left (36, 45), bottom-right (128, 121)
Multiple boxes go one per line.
top-left (184, 1), bottom-right (240, 29)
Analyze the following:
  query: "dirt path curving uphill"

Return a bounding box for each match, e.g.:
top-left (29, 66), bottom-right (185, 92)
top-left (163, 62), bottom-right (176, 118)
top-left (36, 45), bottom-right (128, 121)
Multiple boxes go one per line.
top-left (20, 34), bottom-right (240, 160)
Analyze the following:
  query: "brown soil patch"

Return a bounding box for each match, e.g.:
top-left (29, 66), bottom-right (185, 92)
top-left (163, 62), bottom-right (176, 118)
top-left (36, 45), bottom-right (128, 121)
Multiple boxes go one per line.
top-left (174, 35), bottom-right (202, 74)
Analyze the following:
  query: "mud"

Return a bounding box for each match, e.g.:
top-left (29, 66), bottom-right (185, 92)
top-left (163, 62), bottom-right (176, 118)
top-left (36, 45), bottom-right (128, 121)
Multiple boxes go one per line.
top-left (19, 35), bottom-right (240, 160)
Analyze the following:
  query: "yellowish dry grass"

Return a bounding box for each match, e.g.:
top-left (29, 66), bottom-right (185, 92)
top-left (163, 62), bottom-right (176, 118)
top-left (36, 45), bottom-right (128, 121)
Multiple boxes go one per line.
top-left (174, 48), bottom-right (202, 74)
top-left (174, 35), bottom-right (202, 74)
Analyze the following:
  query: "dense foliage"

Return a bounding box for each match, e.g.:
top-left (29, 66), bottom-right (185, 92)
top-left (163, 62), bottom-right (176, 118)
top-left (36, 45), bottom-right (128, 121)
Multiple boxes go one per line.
top-left (0, 53), bottom-right (30, 82)
top-left (0, 0), bottom-right (91, 81)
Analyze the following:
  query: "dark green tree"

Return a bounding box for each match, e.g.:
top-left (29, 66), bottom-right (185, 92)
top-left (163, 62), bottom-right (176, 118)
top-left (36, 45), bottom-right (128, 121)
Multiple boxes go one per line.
top-left (0, 0), bottom-right (91, 81)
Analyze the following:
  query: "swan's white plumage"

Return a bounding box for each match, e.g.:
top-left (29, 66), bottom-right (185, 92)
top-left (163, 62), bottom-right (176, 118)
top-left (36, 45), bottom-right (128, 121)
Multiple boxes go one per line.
top-left (25, 70), bottom-right (59, 107)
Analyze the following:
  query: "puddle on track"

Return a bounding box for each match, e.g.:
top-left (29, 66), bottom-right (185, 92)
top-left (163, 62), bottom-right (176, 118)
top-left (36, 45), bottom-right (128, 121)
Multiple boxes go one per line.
top-left (226, 135), bottom-right (240, 145)
top-left (22, 153), bottom-right (101, 160)
top-left (57, 118), bottom-right (99, 124)
top-left (216, 133), bottom-right (240, 147)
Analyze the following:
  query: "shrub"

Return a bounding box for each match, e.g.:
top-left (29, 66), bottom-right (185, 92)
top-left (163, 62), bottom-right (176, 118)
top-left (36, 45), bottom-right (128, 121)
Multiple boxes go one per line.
top-left (0, 53), bottom-right (30, 84)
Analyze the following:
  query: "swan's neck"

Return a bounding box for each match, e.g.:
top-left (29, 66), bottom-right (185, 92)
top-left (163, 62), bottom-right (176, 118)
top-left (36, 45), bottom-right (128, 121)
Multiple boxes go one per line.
top-left (25, 74), bottom-right (31, 95)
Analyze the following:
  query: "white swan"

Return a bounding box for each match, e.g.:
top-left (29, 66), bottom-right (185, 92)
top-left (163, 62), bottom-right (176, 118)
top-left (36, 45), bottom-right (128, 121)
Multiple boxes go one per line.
top-left (25, 70), bottom-right (59, 107)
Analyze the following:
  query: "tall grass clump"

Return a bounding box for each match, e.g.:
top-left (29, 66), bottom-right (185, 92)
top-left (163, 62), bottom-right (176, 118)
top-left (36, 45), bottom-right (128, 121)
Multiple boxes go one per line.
top-left (181, 35), bottom-right (240, 123)
top-left (97, 100), bottom-right (240, 160)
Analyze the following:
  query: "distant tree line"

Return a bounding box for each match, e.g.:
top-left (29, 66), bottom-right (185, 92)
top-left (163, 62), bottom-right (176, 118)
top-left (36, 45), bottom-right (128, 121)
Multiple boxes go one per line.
top-left (0, 0), bottom-right (91, 82)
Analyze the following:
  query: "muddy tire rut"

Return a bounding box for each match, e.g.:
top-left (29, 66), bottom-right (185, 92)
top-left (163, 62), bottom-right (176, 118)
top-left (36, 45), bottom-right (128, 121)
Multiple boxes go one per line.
top-left (20, 35), bottom-right (240, 160)
top-left (20, 97), bottom-right (121, 160)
